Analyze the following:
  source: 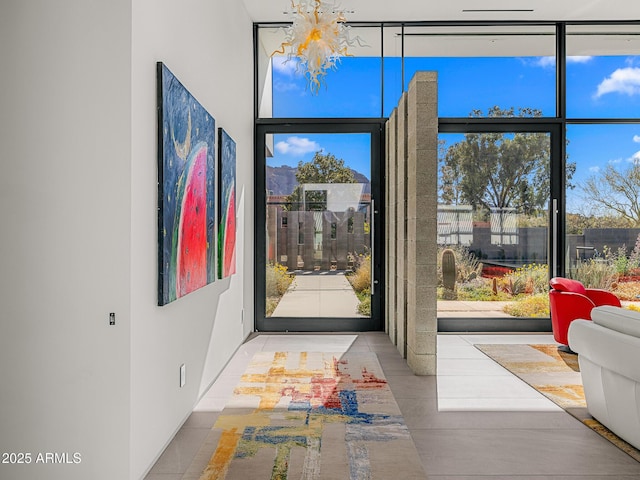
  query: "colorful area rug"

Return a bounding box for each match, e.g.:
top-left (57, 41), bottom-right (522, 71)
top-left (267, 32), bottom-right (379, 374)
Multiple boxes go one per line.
top-left (476, 343), bottom-right (640, 463)
top-left (196, 351), bottom-right (426, 479)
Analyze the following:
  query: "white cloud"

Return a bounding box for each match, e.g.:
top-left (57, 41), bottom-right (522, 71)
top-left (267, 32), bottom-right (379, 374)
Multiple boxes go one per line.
top-left (525, 56), bottom-right (593, 68)
top-left (275, 136), bottom-right (320, 156)
top-left (272, 57), bottom-right (299, 75)
top-left (567, 56), bottom-right (593, 64)
top-left (588, 166), bottom-right (600, 173)
top-left (274, 81), bottom-right (300, 94)
top-left (535, 56), bottom-right (555, 68)
top-left (609, 157), bottom-right (623, 165)
top-left (633, 135), bottom-right (640, 143)
top-left (595, 67), bottom-right (640, 97)
top-left (632, 151), bottom-right (640, 164)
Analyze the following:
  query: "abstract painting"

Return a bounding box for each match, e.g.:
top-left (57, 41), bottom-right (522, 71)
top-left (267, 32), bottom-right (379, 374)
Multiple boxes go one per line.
top-left (157, 62), bottom-right (216, 305)
top-left (218, 128), bottom-right (236, 278)
top-left (194, 351), bottom-right (426, 479)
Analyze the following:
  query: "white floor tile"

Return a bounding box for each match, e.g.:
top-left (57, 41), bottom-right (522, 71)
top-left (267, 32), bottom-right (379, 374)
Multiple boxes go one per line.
top-left (463, 334), bottom-right (557, 345)
top-left (436, 375), bottom-right (550, 399)
top-left (436, 397), bottom-right (563, 412)
top-left (437, 358), bottom-right (512, 376)
top-left (262, 334), bottom-right (358, 352)
top-left (436, 344), bottom-right (492, 359)
top-left (436, 334), bottom-right (472, 346)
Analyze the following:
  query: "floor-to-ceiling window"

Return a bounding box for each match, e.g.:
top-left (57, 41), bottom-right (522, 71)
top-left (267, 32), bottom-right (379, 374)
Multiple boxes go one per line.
top-left (564, 25), bottom-right (640, 304)
top-left (254, 21), bottom-right (640, 331)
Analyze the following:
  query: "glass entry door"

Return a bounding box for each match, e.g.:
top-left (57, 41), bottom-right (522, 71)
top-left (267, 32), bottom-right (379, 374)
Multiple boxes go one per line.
top-left (256, 122), bottom-right (383, 331)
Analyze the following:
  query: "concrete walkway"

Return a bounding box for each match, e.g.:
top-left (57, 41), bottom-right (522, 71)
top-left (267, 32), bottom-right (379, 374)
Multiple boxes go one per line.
top-left (437, 300), bottom-right (513, 317)
top-left (271, 271), bottom-right (365, 318)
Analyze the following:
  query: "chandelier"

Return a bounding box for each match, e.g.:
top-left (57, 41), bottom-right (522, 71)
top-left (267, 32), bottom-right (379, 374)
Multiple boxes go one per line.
top-left (274, 0), bottom-right (358, 94)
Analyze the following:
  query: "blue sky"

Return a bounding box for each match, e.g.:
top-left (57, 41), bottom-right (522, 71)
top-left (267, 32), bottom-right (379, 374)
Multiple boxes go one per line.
top-left (269, 54), bottom-right (640, 208)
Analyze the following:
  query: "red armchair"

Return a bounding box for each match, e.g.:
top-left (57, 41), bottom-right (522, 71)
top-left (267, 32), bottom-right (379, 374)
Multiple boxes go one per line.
top-left (549, 277), bottom-right (621, 347)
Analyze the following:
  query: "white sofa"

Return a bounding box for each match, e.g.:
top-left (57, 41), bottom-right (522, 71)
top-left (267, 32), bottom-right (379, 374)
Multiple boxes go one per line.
top-left (568, 305), bottom-right (640, 450)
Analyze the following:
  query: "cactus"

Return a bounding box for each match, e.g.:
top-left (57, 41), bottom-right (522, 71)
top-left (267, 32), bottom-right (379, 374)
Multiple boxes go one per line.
top-left (442, 248), bottom-right (457, 299)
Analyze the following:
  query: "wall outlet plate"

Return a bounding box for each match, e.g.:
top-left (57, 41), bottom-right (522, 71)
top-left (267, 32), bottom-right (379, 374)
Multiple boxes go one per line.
top-left (179, 364), bottom-right (186, 388)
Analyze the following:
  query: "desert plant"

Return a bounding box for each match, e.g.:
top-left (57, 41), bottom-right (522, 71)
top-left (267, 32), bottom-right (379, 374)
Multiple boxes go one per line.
top-left (572, 258), bottom-right (618, 290)
top-left (348, 253), bottom-right (371, 294)
top-left (266, 262), bottom-right (293, 297)
top-left (455, 277), bottom-right (510, 301)
top-left (265, 263), bottom-right (294, 316)
top-left (629, 233), bottom-right (640, 271)
top-left (455, 249), bottom-right (483, 283)
top-left (356, 289), bottom-right (371, 316)
top-left (501, 263), bottom-right (548, 296)
top-left (441, 248), bottom-right (457, 291)
top-left (347, 252), bottom-right (372, 314)
top-left (603, 244), bottom-right (630, 275)
top-left (612, 281), bottom-right (640, 301)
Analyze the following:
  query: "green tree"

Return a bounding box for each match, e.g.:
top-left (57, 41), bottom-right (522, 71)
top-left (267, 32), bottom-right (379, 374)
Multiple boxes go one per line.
top-left (439, 106), bottom-right (576, 217)
top-left (286, 151), bottom-right (356, 210)
top-left (580, 162), bottom-right (640, 227)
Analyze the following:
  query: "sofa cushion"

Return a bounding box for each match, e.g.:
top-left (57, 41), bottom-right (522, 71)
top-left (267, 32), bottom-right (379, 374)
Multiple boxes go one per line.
top-left (591, 305), bottom-right (640, 338)
top-left (549, 277), bottom-right (587, 295)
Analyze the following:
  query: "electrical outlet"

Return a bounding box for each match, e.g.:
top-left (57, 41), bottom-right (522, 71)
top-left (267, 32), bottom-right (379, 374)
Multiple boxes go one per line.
top-left (109, 313), bottom-right (115, 326)
top-left (179, 364), bottom-right (186, 388)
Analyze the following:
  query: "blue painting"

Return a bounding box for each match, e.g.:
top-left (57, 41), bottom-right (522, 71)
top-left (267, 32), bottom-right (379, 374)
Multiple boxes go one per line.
top-left (218, 128), bottom-right (236, 279)
top-left (157, 62), bottom-right (216, 305)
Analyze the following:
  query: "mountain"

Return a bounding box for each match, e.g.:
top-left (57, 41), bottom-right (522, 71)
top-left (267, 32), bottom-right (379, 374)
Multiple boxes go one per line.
top-left (266, 165), bottom-right (371, 196)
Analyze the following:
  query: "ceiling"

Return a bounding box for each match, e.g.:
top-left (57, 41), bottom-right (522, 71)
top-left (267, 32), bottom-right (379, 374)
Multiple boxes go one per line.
top-left (242, 0), bottom-right (639, 24)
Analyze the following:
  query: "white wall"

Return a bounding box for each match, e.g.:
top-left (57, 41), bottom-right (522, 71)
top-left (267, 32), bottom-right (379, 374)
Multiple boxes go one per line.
top-left (0, 0), bottom-right (254, 478)
top-left (0, 1), bottom-right (132, 479)
top-left (130, 0), bottom-right (254, 478)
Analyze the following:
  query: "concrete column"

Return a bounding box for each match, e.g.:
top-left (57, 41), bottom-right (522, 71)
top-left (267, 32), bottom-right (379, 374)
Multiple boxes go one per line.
top-left (405, 72), bottom-right (438, 375)
top-left (395, 92), bottom-right (408, 358)
top-left (386, 111), bottom-right (397, 342)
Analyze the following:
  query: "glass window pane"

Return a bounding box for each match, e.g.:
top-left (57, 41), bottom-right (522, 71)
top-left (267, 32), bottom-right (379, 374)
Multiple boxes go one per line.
top-left (403, 26), bottom-right (556, 117)
top-left (258, 26), bottom-right (382, 118)
top-left (438, 131), bottom-right (551, 318)
top-left (566, 25), bottom-right (640, 119)
top-left (565, 124), bottom-right (640, 287)
top-left (382, 26), bottom-right (403, 117)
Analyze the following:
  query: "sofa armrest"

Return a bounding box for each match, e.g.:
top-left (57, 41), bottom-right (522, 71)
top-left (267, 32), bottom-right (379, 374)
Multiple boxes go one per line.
top-left (569, 319), bottom-right (640, 384)
top-left (584, 288), bottom-right (621, 307)
top-left (592, 305), bottom-right (640, 338)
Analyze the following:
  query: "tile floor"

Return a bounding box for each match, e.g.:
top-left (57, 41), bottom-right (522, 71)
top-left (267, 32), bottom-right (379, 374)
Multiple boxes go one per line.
top-left (144, 332), bottom-right (640, 479)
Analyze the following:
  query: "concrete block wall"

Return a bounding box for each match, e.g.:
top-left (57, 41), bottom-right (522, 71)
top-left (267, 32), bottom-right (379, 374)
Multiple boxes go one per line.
top-left (396, 92), bottom-right (408, 358)
top-left (386, 112), bottom-right (397, 343)
top-left (386, 72), bottom-right (438, 375)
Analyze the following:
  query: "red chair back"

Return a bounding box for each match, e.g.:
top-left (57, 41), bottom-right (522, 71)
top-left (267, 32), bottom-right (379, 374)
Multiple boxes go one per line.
top-left (549, 277), bottom-right (587, 295)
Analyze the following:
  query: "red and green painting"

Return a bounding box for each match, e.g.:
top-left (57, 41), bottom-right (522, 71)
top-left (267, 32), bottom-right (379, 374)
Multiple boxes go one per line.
top-left (218, 128), bottom-right (236, 278)
top-left (157, 63), bottom-right (216, 305)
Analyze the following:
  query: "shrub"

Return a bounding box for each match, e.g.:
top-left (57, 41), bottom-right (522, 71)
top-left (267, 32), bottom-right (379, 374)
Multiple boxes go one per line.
top-left (501, 263), bottom-right (548, 296)
top-left (349, 253), bottom-right (371, 294)
top-left (455, 277), bottom-right (510, 301)
top-left (347, 253), bottom-right (372, 314)
top-left (603, 245), bottom-right (629, 275)
top-left (612, 281), bottom-right (640, 301)
top-left (266, 263), bottom-right (293, 297)
top-left (572, 258), bottom-right (617, 290)
top-left (357, 292), bottom-right (371, 316)
top-left (503, 294), bottom-right (550, 317)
